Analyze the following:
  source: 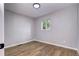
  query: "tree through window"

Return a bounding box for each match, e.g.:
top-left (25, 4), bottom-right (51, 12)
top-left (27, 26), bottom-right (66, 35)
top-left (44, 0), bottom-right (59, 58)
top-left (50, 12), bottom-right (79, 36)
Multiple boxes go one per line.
top-left (41, 19), bottom-right (50, 30)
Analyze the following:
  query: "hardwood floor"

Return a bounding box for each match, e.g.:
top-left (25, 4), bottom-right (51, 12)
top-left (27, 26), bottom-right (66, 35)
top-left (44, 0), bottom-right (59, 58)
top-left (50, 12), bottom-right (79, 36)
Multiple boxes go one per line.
top-left (5, 41), bottom-right (79, 56)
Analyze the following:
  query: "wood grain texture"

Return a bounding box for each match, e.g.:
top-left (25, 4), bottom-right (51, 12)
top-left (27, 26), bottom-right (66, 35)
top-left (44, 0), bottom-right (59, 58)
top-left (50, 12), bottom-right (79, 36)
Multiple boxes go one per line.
top-left (5, 41), bottom-right (79, 56)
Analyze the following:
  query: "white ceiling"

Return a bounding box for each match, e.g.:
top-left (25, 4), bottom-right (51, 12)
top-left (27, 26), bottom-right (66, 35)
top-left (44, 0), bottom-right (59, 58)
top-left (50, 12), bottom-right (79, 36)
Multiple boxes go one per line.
top-left (5, 3), bottom-right (76, 18)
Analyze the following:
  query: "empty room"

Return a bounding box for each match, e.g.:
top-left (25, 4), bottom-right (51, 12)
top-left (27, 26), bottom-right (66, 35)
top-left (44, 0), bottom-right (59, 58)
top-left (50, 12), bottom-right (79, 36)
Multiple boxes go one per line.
top-left (4, 3), bottom-right (79, 56)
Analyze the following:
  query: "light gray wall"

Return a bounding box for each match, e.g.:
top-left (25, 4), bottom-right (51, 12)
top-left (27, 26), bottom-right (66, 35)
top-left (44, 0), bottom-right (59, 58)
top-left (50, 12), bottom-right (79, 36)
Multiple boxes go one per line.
top-left (0, 4), bottom-right (4, 43)
top-left (35, 5), bottom-right (78, 48)
top-left (0, 4), bottom-right (4, 56)
top-left (4, 10), bottom-right (34, 47)
top-left (78, 4), bottom-right (79, 49)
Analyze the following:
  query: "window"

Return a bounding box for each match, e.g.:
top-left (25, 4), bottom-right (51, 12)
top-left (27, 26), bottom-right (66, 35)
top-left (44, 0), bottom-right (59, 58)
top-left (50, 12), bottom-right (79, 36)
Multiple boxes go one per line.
top-left (41, 19), bottom-right (50, 30)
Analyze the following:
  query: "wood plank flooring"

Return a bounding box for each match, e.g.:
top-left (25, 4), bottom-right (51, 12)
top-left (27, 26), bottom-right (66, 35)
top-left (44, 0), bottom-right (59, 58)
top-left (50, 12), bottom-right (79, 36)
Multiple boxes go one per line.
top-left (5, 41), bottom-right (79, 56)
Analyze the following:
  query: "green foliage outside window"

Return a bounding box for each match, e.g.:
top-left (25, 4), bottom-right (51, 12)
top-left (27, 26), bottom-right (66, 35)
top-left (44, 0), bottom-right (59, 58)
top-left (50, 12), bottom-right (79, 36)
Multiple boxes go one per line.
top-left (41, 19), bottom-right (50, 30)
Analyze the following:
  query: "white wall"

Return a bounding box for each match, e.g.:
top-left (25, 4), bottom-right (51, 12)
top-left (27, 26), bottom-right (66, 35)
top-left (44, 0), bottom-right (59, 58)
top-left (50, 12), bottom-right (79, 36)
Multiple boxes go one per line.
top-left (78, 4), bottom-right (79, 49)
top-left (0, 4), bottom-right (4, 56)
top-left (35, 5), bottom-right (78, 49)
top-left (5, 10), bottom-right (34, 47)
top-left (0, 4), bottom-right (4, 43)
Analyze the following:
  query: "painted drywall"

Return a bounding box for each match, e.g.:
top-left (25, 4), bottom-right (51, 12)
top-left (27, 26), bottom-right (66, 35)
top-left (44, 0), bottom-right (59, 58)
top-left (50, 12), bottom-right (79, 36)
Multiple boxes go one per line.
top-left (35, 5), bottom-right (78, 49)
top-left (0, 4), bottom-right (4, 43)
top-left (4, 10), bottom-right (34, 47)
top-left (78, 4), bottom-right (79, 49)
top-left (0, 4), bottom-right (4, 56)
top-left (5, 3), bottom-right (75, 18)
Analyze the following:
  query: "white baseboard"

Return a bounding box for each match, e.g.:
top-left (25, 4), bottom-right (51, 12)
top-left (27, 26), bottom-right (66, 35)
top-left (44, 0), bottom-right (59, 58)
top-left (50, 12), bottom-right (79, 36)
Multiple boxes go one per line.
top-left (0, 49), bottom-right (4, 56)
top-left (5, 39), bottom-right (79, 53)
top-left (5, 40), bottom-right (33, 48)
top-left (34, 40), bottom-right (78, 51)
